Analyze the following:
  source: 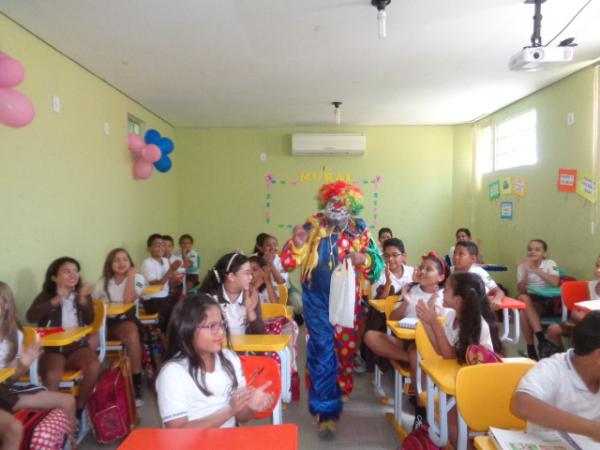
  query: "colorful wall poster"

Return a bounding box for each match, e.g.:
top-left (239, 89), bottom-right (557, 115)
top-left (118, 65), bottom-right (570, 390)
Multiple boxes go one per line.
top-left (576, 172), bottom-right (597, 203)
top-left (557, 169), bottom-right (577, 192)
top-left (500, 176), bottom-right (512, 195)
top-left (489, 180), bottom-right (500, 201)
top-left (513, 177), bottom-right (527, 198)
top-left (500, 201), bottom-right (513, 220)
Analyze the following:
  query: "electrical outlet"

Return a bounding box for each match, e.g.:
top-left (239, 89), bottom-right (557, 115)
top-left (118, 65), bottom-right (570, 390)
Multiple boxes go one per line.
top-left (52, 95), bottom-right (61, 113)
top-left (260, 152), bottom-right (267, 161)
top-left (103, 122), bottom-right (110, 135)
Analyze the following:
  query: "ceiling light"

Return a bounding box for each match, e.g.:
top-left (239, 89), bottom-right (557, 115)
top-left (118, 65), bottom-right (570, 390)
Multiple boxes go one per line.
top-left (332, 102), bottom-right (342, 125)
top-left (371, 0), bottom-right (391, 40)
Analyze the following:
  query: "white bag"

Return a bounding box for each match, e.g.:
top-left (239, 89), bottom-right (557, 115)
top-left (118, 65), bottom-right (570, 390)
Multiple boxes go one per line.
top-left (329, 259), bottom-right (356, 328)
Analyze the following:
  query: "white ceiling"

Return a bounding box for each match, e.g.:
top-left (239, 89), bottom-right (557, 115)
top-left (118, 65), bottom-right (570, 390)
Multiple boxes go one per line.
top-left (1, 0), bottom-right (599, 126)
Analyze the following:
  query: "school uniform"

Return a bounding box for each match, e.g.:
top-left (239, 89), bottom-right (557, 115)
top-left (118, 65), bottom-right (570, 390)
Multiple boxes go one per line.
top-left (140, 256), bottom-right (172, 331)
top-left (443, 308), bottom-right (494, 351)
top-left (517, 259), bottom-right (560, 315)
top-left (212, 287), bottom-right (265, 336)
top-left (451, 264), bottom-right (498, 294)
top-left (370, 265), bottom-right (415, 298)
top-left (156, 350), bottom-right (245, 428)
top-left (93, 274), bottom-right (146, 334)
top-left (395, 284), bottom-right (445, 318)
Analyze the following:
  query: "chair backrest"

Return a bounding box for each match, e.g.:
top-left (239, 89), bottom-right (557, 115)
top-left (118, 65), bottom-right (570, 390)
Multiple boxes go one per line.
top-left (277, 284), bottom-right (288, 305)
top-left (455, 361), bottom-right (534, 432)
top-left (384, 295), bottom-right (401, 319)
top-left (561, 280), bottom-right (590, 312)
top-left (92, 299), bottom-right (107, 363)
top-left (415, 317), bottom-right (444, 362)
top-left (261, 303), bottom-right (288, 320)
top-left (239, 355), bottom-right (281, 419)
top-left (22, 326), bottom-right (39, 350)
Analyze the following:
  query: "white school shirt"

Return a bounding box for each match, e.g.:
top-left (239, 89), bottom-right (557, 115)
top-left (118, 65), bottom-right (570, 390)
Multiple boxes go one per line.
top-left (443, 308), bottom-right (493, 351)
top-left (450, 265), bottom-right (498, 294)
top-left (516, 259), bottom-right (559, 288)
top-left (396, 284), bottom-right (445, 319)
top-left (517, 349), bottom-right (600, 433)
top-left (0, 330), bottom-right (23, 368)
top-left (93, 274), bottom-right (146, 303)
top-left (177, 249), bottom-right (200, 276)
top-left (218, 287), bottom-right (248, 336)
top-left (371, 265), bottom-right (415, 298)
top-left (156, 350), bottom-right (246, 428)
top-left (588, 280), bottom-right (600, 300)
top-left (61, 292), bottom-right (79, 328)
top-left (140, 257), bottom-right (170, 299)
top-left (169, 255), bottom-right (186, 276)
top-left (271, 254), bottom-right (289, 288)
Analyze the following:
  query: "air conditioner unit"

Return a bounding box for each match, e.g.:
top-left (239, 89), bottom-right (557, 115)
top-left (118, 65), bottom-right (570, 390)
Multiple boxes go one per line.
top-left (291, 133), bottom-right (366, 156)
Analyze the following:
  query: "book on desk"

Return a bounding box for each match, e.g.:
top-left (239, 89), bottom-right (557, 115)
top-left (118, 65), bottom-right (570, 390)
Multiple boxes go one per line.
top-left (574, 300), bottom-right (600, 311)
top-left (489, 427), bottom-right (600, 450)
top-left (398, 318), bottom-right (419, 329)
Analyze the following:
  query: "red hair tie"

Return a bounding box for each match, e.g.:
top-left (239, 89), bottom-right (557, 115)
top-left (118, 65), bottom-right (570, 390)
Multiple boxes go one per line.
top-left (422, 251), bottom-right (447, 277)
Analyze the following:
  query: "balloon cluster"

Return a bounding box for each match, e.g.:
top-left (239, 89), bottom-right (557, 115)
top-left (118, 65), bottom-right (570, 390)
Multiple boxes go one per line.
top-left (127, 129), bottom-right (175, 180)
top-left (0, 52), bottom-right (35, 128)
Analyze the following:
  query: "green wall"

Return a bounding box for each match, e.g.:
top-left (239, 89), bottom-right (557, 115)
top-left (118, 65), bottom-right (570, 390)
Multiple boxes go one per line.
top-left (174, 126), bottom-right (458, 273)
top-left (471, 65), bottom-right (599, 291)
top-left (0, 14), bottom-right (179, 317)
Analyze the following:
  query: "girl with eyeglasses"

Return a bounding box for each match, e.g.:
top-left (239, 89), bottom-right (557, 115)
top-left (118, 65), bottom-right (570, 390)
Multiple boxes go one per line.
top-left (370, 238), bottom-right (415, 299)
top-left (156, 295), bottom-right (273, 428)
top-left (199, 252), bottom-right (265, 336)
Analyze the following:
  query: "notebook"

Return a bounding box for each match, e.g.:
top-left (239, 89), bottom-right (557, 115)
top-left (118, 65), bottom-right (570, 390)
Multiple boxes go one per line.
top-left (398, 318), bottom-right (419, 329)
top-left (489, 427), bottom-right (600, 450)
top-left (574, 300), bottom-right (600, 311)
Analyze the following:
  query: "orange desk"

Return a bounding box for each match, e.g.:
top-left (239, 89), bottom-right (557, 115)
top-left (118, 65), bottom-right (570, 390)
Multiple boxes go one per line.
top-left (39, 326), bottom-right (92, 347)
top-left (118, 424), bottom-right (299, 450)
top-left (498, 297), bottom-right (526, 343)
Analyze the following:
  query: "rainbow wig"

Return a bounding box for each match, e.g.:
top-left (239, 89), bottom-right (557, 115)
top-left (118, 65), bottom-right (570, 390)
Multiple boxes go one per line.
top-left (317, 181), bottom-right (364, 215)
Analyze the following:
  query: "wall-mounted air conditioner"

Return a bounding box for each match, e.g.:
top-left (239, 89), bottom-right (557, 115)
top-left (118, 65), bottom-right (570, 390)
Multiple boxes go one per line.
top-left (291, 133), bottom-right (366, 156)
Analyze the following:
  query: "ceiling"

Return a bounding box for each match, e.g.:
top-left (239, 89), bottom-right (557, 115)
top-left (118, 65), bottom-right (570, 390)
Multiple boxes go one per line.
top-left (1, 0), bottom-right (599, 127)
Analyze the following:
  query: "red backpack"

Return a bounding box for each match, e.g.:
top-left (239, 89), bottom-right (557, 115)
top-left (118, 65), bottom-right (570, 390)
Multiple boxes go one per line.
top-left (86, 359), bottom-right (135, 443)
top-left (400, 423), bottom-right (442, 450)
top-left (14, 408), bottom-right (72, 450)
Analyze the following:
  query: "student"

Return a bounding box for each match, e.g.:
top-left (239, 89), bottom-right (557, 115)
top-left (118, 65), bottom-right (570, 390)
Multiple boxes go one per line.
top-left (364, 252), bottom-right (446, 393)
top-left (0, 282), bottom-right (76, 430)
top-left (92, 248), bottom-right (145, 406)
top-left (448, 228), bottom-right (484, 264)
top-left (248, 255), bottom-right (279, 304)
top-left (156, 294), bottom-right (273, 429)
top-left (140, 234), bottom-right (182, 332)
top-left (416, 272), bottom-right (503, 447)
top-left (370, 238), bottom-right (415, 299)
top-left (513, 311), bottom-right (600, 442)
top-left (516, 239), bottom-right (561, 360)
top-left (26, 257), bottom-right (100, 421)
top-left (178, 234), bottom-right (201, 292)
top-left (452, 241), bottom-right (504, 308)
top-left (377, 227), bottom-right (393, 250)
top-left (546, 256), bottom-right (600, 348)
top-left (199, 252), bottom-right (265, 336)
top-left (0, 409), bottom-right (22, 450)
top-left (163, 235), bottom-right (186, 299)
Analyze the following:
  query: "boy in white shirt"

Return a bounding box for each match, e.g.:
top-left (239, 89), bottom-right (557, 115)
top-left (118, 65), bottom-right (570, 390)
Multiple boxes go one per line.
top-left (163, 234), bottom-right (186, 300)
top-left (140, 233), bottom-right (182, 332)
top-left (513, 311), bottom-right (600, 443)
top-left (451, 241), bottom-right (504, 308)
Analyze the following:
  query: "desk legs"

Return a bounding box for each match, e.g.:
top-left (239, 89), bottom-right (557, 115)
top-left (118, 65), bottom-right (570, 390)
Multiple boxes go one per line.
top-left (500, 308), bottom-right (521, 343)
top-left (457, 412), bottom-right (468, 450)
top-left (273, 347), bottom-right (292, 425)
top-left (426, 375), bottom-right (454, 447)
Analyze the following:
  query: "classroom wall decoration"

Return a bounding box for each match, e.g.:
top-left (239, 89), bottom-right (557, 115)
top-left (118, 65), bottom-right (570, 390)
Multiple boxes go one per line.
top-left (557, 168), bottom-right (577, 192)
top-left (500, 201), bottom-right (513, 220)
top-left (489, 180), bottom-right (500, 201)
top-left (264, 168), bottom-right (382, 229)
top-left (513, 177), bottom-right (527, 198)
top-left (576, 171), bottom-right (597, 203)
top-left (128, 128), bottom-right (175, 180)
top-left (0, 52), bottom-right (34, 128)
top-left (500, 176), bottom-right (512, 195)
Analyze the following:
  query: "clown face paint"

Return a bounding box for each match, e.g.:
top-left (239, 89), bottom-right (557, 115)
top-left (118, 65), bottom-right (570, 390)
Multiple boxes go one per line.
top-left (325, 196), bottom-right (350, 228)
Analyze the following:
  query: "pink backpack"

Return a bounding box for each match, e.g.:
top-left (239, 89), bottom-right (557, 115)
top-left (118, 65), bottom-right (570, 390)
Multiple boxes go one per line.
top-left (400, 423), bottom-right (442, 450)
top-left (86, 365), bottom-right (132, 443)
top-left (14, 408), bottom-right (72, 450)
top-left (465, 344), bottom-right (503, 365)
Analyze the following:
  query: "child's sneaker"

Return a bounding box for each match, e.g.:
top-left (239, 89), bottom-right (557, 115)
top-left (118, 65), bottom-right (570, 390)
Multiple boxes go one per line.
top-left (353, 354), bottom-right (367, 374)
top-left (318, 419), bottom-right (336, 439)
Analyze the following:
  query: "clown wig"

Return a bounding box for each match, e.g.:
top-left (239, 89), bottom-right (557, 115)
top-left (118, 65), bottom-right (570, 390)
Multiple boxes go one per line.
top-left (317, 181), bottom-right (364, 215)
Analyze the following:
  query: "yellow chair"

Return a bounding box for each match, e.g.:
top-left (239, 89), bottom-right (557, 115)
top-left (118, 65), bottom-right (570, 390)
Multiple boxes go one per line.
top-left (373, 295), bottom-right (402, 403)
top-left (261, 303), bottom-right (292, 320)
top-left (415, 317), bottom-right (443, 401)
top-left (91, 299), bottom-right (108, 363)
top-left (455, 361), bottom-right (535, 450)
top-left (384, 295), bottom-right (401, 319)
top-left (277, 284), bottom-right (289, 305)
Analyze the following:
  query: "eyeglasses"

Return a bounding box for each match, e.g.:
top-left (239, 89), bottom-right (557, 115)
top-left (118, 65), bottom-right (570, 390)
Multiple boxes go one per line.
top-left (198, 320), bottom-right (227, 335)
top-left (383, 252), bottom-right (403, 260)
top-left (150, 242), bottom-right (164, 248)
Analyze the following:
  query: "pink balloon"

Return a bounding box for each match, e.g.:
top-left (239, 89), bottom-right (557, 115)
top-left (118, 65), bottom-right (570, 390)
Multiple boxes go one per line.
top-left (127, 132), bottom-right (145, 153)
top-left (0, 52), bottom-right (9, 59)
top-left (133, 159), bottom-right (153, 180)
top-left (141, 144), bottom-right (161, 163)
top-left (0, 88), bottom-right (34, 128)
top-left (0, 58), bottom-right (24, 88)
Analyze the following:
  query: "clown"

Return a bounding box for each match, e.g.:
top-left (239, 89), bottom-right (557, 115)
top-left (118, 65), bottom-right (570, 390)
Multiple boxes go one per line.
top-left (280, 181), bottom-right (383, 436)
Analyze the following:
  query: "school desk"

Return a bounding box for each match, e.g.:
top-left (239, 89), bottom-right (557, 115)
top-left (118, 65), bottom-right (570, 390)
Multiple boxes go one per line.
top-left (106, 301), bottom-right (136, 317)
top-left (142, 284), bottom-right (164, 296)
top-left (527, 285), bottom-right (562, 297)
top-left (39, 326), bottom-right (92, 347)
top-left (368, 298), bottom-right (386, 313)
top-left (227, 334), bottom-right (292, 424)
top-left (117, 424), bottom-right (299, 450)
top-left (0, 368), bottom-right (15, 383)
top-left (498, 297), bottom-right (526, 343)
top-left (574, 299), bottom-right (600, 315)
top-left (479, 264), bottom-right (508, 272)
top-left (473, 436), bottom-right (495, 450)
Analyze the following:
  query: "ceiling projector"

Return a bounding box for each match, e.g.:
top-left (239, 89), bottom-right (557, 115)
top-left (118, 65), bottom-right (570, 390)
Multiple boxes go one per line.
top-left (509, 46), bottom-right (574, 71)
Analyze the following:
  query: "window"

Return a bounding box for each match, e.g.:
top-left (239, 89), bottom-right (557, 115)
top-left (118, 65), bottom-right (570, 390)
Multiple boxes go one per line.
top-left (128, 115), bottom-right (142, 135)
top-left (476, 126), bottom-right (493, 176)
top-left (494, 109), bottom-right (537, 170)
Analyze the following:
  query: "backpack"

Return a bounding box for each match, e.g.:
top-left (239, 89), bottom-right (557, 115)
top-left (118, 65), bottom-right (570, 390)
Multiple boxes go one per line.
top-left (14, 408), bottom-right (72, 450)
top-left (86, 358), bottom-right (135, 443)
top-left (465, 344), bottom-right (503, 365)
top-left (400, 423), bottom-right (442, 450)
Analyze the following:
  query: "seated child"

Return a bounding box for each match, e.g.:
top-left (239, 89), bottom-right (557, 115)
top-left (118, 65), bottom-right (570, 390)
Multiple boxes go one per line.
top-left (516, 239), bottom-right (561, 360)
top-left (0, 282), bottom-right (76, 431)
top-left (546, 256), bottom-right (600, 348)
top-left (140, 234), bottom-right (182, 333)
top-left (92, 248), bottom-right (145, 406)
top-left (249, 255), bottom-right (279, 304)
top-left (370, 238), bottom-right (415, 299)
top-left (26, 257), bottom-right (99, 421)
top-left (513, 311), bottom-right (600, 442)
top-left (452, 241), bottom-right (504, 308)
top-left (199, 252), bottom-right (265, 336)
top-left (163, 235), bottom-right (186, 300)
top-left (364, 252), bottom-right (446, 394)
top-left (178, 234), bottom-right (201, 292)
top-left (156, 294), bottom-right (273, 429)
top-left (377, 227), bottom-right (393, 251)
top-left (417, 272), bottom-right (503, 447)
top-left (448, 228), bottom-right (484, 264)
